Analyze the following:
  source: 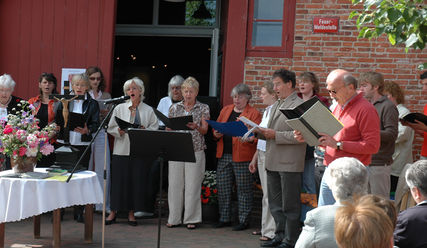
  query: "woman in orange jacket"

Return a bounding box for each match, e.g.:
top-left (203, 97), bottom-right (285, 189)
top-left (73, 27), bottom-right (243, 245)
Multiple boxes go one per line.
top-left (213, 83), bottom-right (261, 231)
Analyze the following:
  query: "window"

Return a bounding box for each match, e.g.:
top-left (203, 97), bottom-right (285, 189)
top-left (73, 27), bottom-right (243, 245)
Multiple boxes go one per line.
top-left (246, 0), bottom-right (296, 57)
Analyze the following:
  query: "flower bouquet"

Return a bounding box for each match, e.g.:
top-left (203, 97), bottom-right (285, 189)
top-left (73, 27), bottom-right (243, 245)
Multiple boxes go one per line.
top-left (0, 100), bottom-right (56, 173)
top-left (201, 170), bottom-right (218, 205)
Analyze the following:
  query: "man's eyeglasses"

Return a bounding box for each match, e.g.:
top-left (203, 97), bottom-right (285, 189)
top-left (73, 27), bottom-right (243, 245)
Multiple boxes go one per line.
top-left (328, 86), bottom-right (343, 94)
top-left (89, 77), bottom-right (101, 81)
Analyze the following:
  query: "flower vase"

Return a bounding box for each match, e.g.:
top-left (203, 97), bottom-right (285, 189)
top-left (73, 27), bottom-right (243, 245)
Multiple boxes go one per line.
top-left (202, 204), bottom-right (219, 223)
top-left (11, 157), bottom-right (37, 173)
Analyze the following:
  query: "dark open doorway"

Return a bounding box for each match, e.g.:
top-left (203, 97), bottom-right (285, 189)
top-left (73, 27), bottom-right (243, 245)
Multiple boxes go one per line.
top-left (112, 36), bottom-right (212, 108)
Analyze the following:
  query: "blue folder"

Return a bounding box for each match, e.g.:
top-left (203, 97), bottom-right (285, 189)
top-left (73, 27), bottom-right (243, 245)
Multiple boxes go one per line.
top-left (206, 120), bottom-right (253, 137)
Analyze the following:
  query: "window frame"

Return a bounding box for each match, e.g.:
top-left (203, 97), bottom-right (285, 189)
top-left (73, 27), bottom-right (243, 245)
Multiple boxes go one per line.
top-left (246, 0), bottom-right (296, 58)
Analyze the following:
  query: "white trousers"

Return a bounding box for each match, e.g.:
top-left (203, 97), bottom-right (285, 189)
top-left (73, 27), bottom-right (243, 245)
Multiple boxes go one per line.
top-left (168, 150), bottom-right (205, 225)
top-left (258, 150), bottom-right (276, 239)
top-left (89, 130), bottom-right (111, 211)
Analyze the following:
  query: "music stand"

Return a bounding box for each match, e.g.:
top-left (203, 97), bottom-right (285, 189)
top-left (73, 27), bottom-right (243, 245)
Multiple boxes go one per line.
top-left (128, 129), bottom-right (195, 248)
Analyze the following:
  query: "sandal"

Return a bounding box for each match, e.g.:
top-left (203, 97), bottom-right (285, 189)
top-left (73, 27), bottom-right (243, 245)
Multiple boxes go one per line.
top-left (186, 224), bottom-right (196, 230)
top-left (260, 236), bottom-right (272, 241)
top-left (252, 230), bottom-right (261, 235)
top-left (166, 223), bottom-right (179, 228)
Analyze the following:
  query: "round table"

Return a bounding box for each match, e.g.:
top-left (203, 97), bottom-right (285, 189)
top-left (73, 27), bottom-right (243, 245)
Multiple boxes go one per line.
top-left (0, 168), bottom-right (103, 247)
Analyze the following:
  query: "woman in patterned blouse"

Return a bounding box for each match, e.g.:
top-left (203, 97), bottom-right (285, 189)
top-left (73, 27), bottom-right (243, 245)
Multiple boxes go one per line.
top-left (166, 76), bottom-right (210, 230)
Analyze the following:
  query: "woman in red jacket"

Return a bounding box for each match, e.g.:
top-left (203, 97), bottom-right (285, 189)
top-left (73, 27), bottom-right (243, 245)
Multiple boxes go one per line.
top-left (28, 72), bottom-right (59, 167)
top-left (213, 83), bottom-right (261, 231)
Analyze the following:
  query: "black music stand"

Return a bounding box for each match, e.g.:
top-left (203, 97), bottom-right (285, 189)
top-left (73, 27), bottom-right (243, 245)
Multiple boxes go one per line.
top-left (128, 129), bottom-right (195, 248)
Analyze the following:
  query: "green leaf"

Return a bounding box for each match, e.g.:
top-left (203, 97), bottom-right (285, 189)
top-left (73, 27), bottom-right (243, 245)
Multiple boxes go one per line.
top-left (349, 11), bottom-right (360, 19)
top-left (387, 8), bottom-right (401, 23)
top-left (418, 62), bottom-right (427, 70)
top-left (405, 33), bottom-right (419, 47)
top-left (388, 33), bottom-right (396, 45)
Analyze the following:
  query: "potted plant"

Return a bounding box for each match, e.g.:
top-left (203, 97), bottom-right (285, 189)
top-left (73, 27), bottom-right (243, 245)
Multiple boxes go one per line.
top-left (0, 101), bottom-right (56, 173)
top-left (201, 170), bottom-right (218, 222)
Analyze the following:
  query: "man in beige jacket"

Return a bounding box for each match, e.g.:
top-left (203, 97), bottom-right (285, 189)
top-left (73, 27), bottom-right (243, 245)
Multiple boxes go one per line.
top-left (255, 68), bottom-right (306, 248)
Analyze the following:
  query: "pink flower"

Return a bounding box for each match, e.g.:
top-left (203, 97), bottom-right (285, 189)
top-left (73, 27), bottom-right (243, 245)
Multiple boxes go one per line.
top-left (19, 147), bottom-right (27, 156)
top-left (3, 127), bottom-right (13, 134)
top-left (40, 144), bottom-right (54, 156)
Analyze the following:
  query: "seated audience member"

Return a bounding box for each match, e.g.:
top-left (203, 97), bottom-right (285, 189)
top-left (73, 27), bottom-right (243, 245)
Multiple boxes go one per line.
top-left (295, 157), bottom-right (368, 248)
top-left (394, 160), bottom-right (427, 248)
top-left (335, 196), bottom-right (395, 248)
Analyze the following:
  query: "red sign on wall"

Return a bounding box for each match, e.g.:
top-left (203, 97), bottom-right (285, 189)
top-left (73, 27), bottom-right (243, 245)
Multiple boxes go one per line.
top-left (313, 17), bottom-right (339, 33)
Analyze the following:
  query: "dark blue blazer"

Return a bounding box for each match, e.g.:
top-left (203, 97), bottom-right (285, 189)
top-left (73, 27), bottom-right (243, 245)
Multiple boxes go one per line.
top-left (394, 201), bottom-right (427, 248)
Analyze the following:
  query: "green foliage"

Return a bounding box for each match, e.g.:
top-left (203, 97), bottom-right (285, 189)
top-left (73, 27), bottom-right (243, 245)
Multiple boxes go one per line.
top-left (349, 0), bottom-right (427, 52)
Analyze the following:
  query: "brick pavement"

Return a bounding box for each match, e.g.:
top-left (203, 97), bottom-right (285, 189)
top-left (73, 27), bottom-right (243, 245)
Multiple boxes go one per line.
top-left (3, 209), bottom-right (263, 248)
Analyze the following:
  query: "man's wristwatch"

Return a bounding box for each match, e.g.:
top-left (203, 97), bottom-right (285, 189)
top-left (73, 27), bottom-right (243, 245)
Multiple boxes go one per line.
top-left (336, 141), bottom-right (342, 150)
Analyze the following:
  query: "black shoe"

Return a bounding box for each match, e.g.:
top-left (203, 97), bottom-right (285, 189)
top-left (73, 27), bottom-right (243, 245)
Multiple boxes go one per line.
top-left (277, 243), bottom-right (294, 248)
top-left (76, 213), bottom-right (84, 223)
top-left (261, 238), bottom-right (283, 247)
top-left (214, 221), bottom-right (231, 228)
top-left (232, 222), bottom-right (249, 231)
top-left (105, 217), bottom-right (116, 225)
top-left (128, 219), bottom-right (138, 226)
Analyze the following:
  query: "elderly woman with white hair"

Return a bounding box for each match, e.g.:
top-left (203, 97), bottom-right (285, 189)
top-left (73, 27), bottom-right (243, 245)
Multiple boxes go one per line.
top-left (166, 76), bottom-right (210, 230)
top-left (157, 75), bottom-right (185, 129)
top-left (106, 77), bottom-right (159, 226)
top-left (0, 74), bottom-right (23, 119)
top-left (0, 74), bottom-right (24, 171)
top-left (295, 157), bottom-right (368, 248)
top-left (213, 83), bottom-right (261, 231)
top-left (55, 73), bottom-right (100, 223)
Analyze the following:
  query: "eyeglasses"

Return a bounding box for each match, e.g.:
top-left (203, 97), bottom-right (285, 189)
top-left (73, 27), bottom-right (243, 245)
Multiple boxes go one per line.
top-left (328, 86), bottom-right (343, 94)
top-left (89, 77), bottom-right (101, 81)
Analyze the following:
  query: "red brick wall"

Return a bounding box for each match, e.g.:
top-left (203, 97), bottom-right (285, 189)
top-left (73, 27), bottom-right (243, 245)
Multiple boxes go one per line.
top-left (243, 0), bottom-right (426, 158)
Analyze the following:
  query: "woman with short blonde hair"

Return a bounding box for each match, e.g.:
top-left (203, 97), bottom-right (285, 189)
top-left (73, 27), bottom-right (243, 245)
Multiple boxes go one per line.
top-left (166, 76), bottom-right (210, 230)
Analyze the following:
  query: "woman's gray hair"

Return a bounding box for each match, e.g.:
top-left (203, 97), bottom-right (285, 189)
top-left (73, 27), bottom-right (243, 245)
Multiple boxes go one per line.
top-left (123, 77), bottom-right (145, 100)
top-left (230, 83), bottom-right (252, 100)
top-left (326, 157), bottom-right (368, 201)
top-left (168, 75), bottom-right (184, 98)
top-left (0, 74), bottom-right (16, 90)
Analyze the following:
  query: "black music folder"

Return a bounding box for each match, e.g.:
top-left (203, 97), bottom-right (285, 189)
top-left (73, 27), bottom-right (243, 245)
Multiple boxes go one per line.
top-left (401, 112), bottom-right (427, 125)
top-left (115, 116), bottom-right (140, 131)
top-left (152, 108), bottom-right (193, 130)
top-left (68, 112), bottom-right (85, 130)
top-left (280, 96), bottom-right (343, 146)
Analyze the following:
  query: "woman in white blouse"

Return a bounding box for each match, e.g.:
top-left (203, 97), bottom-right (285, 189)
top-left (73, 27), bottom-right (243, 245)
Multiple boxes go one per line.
top-left (105, 77), bottom-right (159, 226)
top-left (157, 75), bottom-right (184, 129)
top-left (86, 66), bottom-right (112, 213)
top-left (248, 81), bottom-right (277, 241)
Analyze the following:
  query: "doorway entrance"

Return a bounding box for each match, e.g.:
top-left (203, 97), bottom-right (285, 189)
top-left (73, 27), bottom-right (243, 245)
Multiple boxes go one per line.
top-left (112, 36), bottom-right (212, 107)
top-left (112, 0), bottom-right (221, 108)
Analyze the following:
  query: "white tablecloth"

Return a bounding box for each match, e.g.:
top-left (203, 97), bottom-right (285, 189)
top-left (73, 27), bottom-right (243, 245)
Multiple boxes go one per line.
top-left (0, 168), bottom-right (103, 223)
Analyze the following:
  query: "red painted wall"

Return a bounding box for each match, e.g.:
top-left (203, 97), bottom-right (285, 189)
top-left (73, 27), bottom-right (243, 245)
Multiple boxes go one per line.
top-left (220, 0), bottom-right (248, 106)
top-left (0, 0), bottom-right (116, 100)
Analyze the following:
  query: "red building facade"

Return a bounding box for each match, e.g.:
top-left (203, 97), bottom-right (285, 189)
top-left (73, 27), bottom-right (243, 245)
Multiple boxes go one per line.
top-left (0, 0), bottom-right (426, 156)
